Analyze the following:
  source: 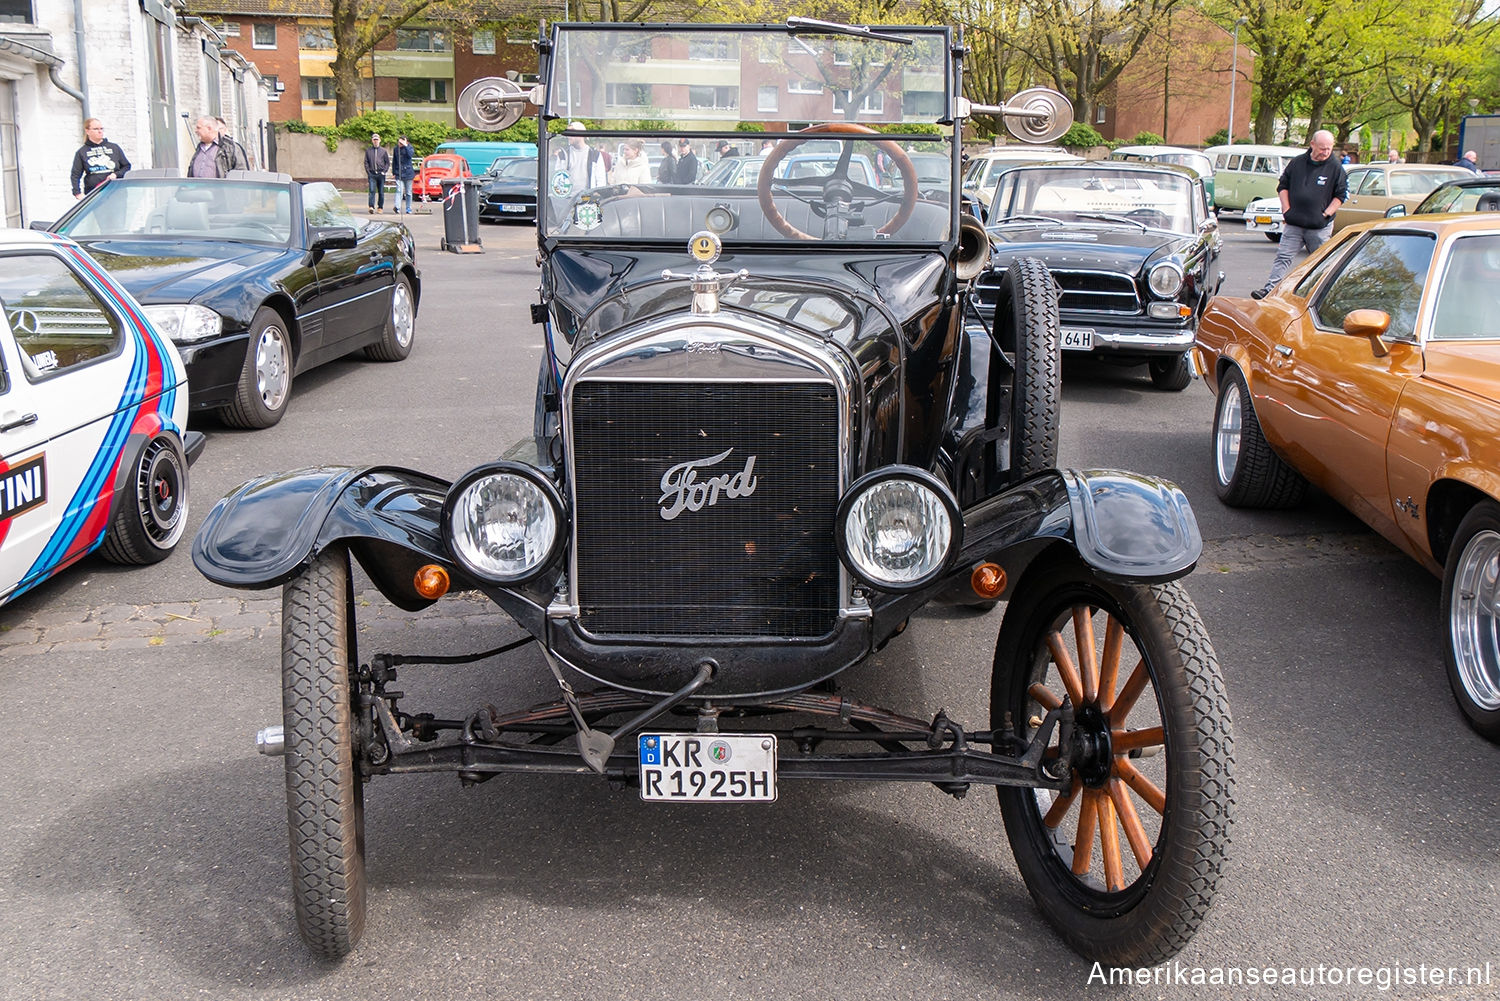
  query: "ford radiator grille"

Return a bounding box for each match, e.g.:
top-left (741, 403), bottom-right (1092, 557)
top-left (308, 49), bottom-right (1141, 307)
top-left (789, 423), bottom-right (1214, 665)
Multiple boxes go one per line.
top-left (570, 380), bottom-right (841, 637)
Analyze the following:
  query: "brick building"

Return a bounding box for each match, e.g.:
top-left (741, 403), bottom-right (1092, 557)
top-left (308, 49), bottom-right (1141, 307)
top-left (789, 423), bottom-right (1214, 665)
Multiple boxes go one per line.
top-left (191, 2), bottom-right (554, 126)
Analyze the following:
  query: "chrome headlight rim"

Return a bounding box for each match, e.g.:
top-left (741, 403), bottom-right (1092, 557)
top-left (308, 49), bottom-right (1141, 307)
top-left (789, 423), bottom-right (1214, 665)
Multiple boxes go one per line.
top-left (1147, 261), bottom-right (1185, 299)
top-left (835, 465), bottom-right (963, 594)
top-left (441, 461), bottom-right (567, 585)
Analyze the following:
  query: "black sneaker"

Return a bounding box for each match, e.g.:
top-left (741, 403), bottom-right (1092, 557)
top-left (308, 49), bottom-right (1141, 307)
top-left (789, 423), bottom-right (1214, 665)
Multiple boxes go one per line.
top-left (1250, 288), bottom-right (1268, 300)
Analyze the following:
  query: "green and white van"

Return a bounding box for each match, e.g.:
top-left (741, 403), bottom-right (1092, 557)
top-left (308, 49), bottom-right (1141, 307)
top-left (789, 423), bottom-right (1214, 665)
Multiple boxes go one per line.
top-left (1204, 143), bottom-right (1304, 212)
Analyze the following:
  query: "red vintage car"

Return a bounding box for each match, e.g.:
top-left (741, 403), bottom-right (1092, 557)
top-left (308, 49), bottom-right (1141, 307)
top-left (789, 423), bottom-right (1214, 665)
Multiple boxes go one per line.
top-left (413, 154), bottom-right (472, 200)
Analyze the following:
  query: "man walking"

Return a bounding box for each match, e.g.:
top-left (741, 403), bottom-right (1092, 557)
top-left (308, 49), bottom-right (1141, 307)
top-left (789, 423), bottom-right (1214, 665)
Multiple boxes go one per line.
top-left (70, 118), bottom-right (130, 198)
top-left (1252, 130), bottom-right (1347, 299)
top-left (188, 115), bottom-right (247, 177)
top-left (393, 135), bottom-right (416, 214)
top-left (364, 133), bottom-right (390, 213)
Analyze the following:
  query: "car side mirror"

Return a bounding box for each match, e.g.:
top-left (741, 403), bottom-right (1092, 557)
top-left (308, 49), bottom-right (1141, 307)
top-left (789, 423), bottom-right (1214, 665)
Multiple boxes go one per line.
top-left (308, 226), bottom-right (358, 251)
top-left (1344, 307), bottom-right (1391, 357)
top-left (28, 220), bottom-right (51, 231)
top-left (1384, 205), bottom-right (1406, 218)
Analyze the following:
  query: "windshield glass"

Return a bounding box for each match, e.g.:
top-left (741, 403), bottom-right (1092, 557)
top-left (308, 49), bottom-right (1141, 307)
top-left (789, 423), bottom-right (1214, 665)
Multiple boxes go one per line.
top-left (540, 23), bottom-right (954, 245)
top-left (58, 179), bottom-right (292, 243)
top-left (992, 167), bottom-right (1196, 232)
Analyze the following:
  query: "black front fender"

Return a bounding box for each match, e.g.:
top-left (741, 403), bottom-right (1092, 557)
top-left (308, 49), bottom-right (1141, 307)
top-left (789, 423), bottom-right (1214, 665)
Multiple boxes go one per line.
top-left (192, 465), bottom-right (458, 610)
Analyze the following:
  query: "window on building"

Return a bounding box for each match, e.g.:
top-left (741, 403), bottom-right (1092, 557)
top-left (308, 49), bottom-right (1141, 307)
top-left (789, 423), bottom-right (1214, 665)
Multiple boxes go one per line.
top-left (688, 37), bottom-right (737, 60)
top-left (0, 0), bottom-right (32, 24)
top-left (902, 90), bottom-right (943, 118)
top-left (302, 77), bottom-right (336, 102)
top-left (396, 28), bottom-right (449, 51)
top-left (299, 25), bottom-right (333, 50)
top-left (252, 23), bottom-right (275, 48)
top-left (605, 83), bottom-right (649, 107)
top-left (758, 85), bottom-right (778, 113)
top-left (837, 89), bottom-right (882, 114)
top-left (204, 48), bottom-right (222, 116)
top-left (472, 29), bottom-right (495, 54)
top-left (264, 75), bottom-right (280, 101)
top-left (688, 85), bottom-right (737, 111)
top-left (1095, 104), bottom-right (1107, 124)
top-left (398, 78), bottom-right (450, 103)
top-left (787, 78), bottom-right (822, 94)
top-left (216, 21), bottom-right (239, 37)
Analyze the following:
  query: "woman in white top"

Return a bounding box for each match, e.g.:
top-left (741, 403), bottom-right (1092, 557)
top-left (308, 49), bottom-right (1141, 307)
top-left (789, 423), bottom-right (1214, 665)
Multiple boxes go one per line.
top-left (610, 139), bottom-right (653, 185)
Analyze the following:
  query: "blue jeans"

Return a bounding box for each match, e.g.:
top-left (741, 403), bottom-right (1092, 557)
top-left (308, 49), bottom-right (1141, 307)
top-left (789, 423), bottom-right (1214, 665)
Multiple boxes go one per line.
top-left (397, 177), bottom-right (413, 213)
top-left (367, 172), bottom-right (385, 209)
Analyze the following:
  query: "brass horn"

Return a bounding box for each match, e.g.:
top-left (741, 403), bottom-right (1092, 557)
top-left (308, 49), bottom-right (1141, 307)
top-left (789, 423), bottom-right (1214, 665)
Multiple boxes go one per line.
top-left (954, 212), bottom-right (990, 282)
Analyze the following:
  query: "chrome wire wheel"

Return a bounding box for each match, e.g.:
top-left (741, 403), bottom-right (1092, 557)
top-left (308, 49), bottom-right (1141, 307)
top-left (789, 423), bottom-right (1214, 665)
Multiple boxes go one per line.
top-left (254, 322), bottom-right (291, 412)
top-left (1214, 379), bottom-right (1243, 489)
top-left (1447, 518), bottom-right (1500, 722)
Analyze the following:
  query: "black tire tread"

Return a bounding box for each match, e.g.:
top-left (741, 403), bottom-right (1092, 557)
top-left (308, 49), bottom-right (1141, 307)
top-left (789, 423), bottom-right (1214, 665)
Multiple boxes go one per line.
top-left (1149, 353), bottom-right (1192, 392)
top-left (1006, 257), bottom-right (1061, 480)
top-left (220, 306), bottom-right (291, 429)
top-left (364, 274), bottom-right (415, 362)
top-left (1214, 367), bottom-right (1308, 508)
top-left (282, 546), bottom-right (365, 959)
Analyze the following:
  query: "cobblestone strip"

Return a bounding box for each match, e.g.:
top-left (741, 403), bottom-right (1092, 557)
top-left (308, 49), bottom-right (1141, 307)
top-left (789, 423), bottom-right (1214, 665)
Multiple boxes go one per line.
top-left (0, 588), bottom-right (508, 654)
top-left (0, 531), bottom-right (1409, 651)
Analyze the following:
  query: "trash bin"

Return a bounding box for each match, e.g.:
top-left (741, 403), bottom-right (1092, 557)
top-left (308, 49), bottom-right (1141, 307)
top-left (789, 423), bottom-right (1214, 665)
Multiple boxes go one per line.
top-left (437, 177), bottom-right (483, 253)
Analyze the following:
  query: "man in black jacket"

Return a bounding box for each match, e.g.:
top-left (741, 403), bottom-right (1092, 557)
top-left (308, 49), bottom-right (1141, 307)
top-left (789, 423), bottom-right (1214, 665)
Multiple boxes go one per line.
top-left (364, 133), bottom-right (391, 213)
top-left (1253, 130), bottom-right (1347, 298)
top-left (674, 138), bottom-right (699, 184)
top-left (70, 118), bottom-right (130, 199)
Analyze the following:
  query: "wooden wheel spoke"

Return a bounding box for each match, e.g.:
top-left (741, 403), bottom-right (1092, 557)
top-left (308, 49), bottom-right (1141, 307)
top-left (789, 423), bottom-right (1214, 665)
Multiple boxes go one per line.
top-left (1097, 617), bottom-right (1125, 711)
top-left (1111, 659), bottom-right (1150, 725)
top-left (1045, 630), bottom-right (1085, 706)
top-left (1028, 682), bottom-right (1063, 713)
top-left (1116, 758), bottom-right (1166, 815)
top-left (1112, 725), bottom-right (1164, 755)
top-left (1108, 778), bottom-right (1154, 868)
top-left (1043, 777), bottom-right (1081, 829)
top-left (1098, 794), bottom-right (1125, 891)
top-left (1073, 607), bottom-right (1099, 701)
top-left (1071, 790), bottom-right (1099, 875)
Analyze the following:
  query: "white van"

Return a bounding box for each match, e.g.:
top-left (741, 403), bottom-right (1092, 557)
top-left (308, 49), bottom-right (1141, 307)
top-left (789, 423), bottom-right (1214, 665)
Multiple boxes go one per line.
top-left (1204, 143), bottom-right (1304, 212)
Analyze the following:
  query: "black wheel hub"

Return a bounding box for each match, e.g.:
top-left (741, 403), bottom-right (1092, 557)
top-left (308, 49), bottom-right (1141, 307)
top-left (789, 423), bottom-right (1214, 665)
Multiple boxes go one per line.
top-left (1072, 702), bottom-right (1113, 787)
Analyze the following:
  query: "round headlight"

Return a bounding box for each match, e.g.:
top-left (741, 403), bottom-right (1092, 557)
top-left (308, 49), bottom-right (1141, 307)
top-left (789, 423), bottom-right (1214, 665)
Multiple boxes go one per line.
top-left (1147, 262), bottom-right (1184, 299)
top-left (837, 468), bottom-right (962, 592)
top-left (444, 463), bottom-right (564, 583)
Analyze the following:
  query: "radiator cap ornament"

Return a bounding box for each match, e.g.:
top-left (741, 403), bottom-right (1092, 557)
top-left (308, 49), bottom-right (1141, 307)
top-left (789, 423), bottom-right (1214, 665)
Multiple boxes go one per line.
top-left (689, 230), bottom-right (721, 264)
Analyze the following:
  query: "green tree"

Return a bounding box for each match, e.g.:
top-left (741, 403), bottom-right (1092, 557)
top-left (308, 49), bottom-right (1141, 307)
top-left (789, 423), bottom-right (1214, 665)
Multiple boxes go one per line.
top-left (1382, 0), bottom-right (1497, 157)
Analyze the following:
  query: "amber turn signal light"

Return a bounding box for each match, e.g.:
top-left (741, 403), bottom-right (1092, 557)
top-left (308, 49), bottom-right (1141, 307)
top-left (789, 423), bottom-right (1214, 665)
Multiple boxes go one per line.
top-left (971, 562), bottom-right (1006, 600)
top-left (414, 564), bottom-right (451, 599)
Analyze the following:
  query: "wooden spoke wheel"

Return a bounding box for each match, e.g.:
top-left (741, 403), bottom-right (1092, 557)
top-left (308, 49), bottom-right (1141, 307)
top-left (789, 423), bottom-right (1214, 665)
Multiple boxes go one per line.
top-left (992, 558), bottom-right (1234, 966)
top-left (756, 122), bottom-right (917, 241)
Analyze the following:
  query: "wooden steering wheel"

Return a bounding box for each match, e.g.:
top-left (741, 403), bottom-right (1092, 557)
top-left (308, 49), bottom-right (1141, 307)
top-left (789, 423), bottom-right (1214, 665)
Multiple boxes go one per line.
top-left (756, 122), bottom-right (918, 241)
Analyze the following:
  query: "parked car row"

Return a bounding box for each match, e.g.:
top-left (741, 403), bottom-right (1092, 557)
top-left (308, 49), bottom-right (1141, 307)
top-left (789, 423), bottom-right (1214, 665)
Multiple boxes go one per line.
top-left (1, 170), bottom-right (421, 608)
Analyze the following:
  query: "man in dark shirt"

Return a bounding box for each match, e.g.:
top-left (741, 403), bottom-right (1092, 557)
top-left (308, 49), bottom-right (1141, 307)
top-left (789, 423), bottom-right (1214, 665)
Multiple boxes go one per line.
top-left (1253, 130), bottom-right (1347, 298)
top-left (657, 140), bottom-right (678, 183)
top-left (188, 115), bottom-right (247, 178)
top-left (675, 138), bottom-right (699, 184)
top-left (70, 118), bottom-right (130, 198)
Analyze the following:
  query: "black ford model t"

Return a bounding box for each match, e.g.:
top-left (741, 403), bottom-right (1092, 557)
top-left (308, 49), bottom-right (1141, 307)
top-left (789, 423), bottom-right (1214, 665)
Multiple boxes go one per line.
top-left (194, 21), bottom-right (1233, 967)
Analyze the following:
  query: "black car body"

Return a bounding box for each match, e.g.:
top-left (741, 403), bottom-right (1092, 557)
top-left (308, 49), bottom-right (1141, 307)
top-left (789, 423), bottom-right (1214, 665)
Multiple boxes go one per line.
top-left (1395, 174), bottom-right (1500, 216)
top-left (974, 161), bottom-right (1221, 390)
top-left (477, 158), bottom-right (540, 222)
top-left (49, 172), bottom-right (421, 428)
top-left (193, 22), bottom-right (1234, 969)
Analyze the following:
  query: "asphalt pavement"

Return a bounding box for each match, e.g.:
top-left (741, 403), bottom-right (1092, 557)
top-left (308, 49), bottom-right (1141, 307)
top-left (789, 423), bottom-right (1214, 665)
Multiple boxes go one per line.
top-left (1, 209), bottom-right (1497, 1001)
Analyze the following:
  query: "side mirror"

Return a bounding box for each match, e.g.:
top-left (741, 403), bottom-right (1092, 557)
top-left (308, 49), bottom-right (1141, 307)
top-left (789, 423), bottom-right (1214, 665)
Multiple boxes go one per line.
top-left (1344, 307), bottom-right (1391, 357)
top-left (1384, 204), bottom-right (1406, 218)
top-left (308, 226), bottom-right (358, 251)
top-left (28, 220), bottom-right (52, 231)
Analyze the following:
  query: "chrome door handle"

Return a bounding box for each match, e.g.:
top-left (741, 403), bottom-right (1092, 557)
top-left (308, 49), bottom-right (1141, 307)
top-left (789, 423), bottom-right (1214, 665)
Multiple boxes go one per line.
top-left (1274, 345), bottom-right (1293, 357)
top-left (1, 412), bottom-right (38, 432)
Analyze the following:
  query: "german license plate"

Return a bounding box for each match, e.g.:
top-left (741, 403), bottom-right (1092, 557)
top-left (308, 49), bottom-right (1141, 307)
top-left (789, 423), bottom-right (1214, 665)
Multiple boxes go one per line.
top-left (639, 733), bottom-right (777, 802)
top-left (1254, 214), bottom-right (1274, 225)
top-left (1061, 327), bottom-right (1094, 350)
top-left (501, 203), bottom-right (528, 212)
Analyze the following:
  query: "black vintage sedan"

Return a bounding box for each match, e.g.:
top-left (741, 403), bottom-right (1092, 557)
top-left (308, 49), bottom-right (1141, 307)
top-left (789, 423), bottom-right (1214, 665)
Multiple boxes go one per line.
top-left (47, 172), bottom-right (420, 428)
top-left (973, 162), bottom-right (1220, 390)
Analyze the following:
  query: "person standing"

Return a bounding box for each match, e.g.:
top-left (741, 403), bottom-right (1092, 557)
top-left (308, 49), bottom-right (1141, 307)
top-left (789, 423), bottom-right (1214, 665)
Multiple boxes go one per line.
top-left (657, 140), bottom-right (678, 184)
top-left (188, 115), bottom-right (247, 177)
top-left (364, 133), bottom-right (390, 213)
top-left (675, 138), bottom-right (699, 183)
top-left (1387, 149), bottom-right (1403, 163)
top-left (70, 118), bottom-right (130, 198)
top-left (610, 139), bottom-right (652, 185)
top-left (1455, 150), bottom-right (1482, 173)
top-left (393, 135), bottom-right (416, 214)
top-left (215, 117), bottom-right (252, 171)
top-left (1251, 130), bottom-right (1347, 299)
top-left (555, 122), bottom-right (606, 189)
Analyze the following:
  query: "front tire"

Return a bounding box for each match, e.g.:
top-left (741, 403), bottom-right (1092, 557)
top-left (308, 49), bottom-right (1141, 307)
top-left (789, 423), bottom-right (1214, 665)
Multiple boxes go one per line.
top-left (1442, 502), bottom-right (1500, 741)
top-left (220, 305), bottom-right (293, 429)
top-left (1265, 232), bottom-right (1280, 243)
top-left (992, 558), bottom-right (1234, 966)
top-left (282, 546), bottom-right (366, 959)
top-left (99, 434), bottom-right (188, 565)
top-left (1148, 352), bottom-right (1192, 392)
top-left (1212, 367), bottom-right (1307, 508)
top-left (365, 274), bottom-right (415, 362)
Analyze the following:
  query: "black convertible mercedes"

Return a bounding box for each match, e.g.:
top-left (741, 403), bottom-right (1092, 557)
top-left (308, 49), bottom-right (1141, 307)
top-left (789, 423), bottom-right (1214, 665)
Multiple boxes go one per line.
top-left (46, 171), bottom-right (420, 428)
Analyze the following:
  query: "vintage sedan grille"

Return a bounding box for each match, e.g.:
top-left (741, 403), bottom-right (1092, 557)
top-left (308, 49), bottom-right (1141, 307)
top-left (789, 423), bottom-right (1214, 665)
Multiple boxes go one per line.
top-left (570, 380), bottom-right (841, 638)
top-left (973, 268), bottom-right (1140, 315)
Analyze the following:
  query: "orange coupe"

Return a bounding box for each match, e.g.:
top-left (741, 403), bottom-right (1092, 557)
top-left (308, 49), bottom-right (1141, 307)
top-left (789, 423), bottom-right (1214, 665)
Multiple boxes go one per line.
top-left (1194, 215), bottom-right (1500, 740)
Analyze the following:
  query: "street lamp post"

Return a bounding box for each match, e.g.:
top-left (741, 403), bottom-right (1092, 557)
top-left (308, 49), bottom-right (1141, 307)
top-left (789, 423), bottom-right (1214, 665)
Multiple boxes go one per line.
top-left (1228, 17), bottom-right (1247, 144)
